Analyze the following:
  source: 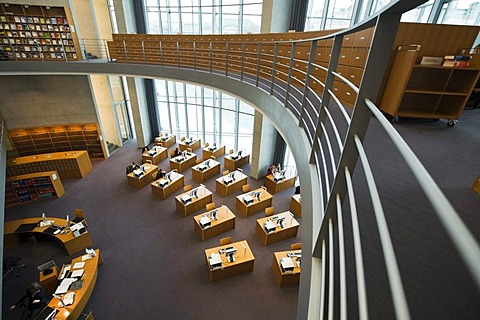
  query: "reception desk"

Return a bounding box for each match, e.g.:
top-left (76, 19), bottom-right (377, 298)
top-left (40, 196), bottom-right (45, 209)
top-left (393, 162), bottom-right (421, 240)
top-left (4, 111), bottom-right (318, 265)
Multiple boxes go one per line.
top-left (202, 145), bottom-right (225, 159)
top-left (205, 240), bottom-right (255, 282)
top-left (175, 185), bottom-right (213, 217)
top-left (272, 250), bottom-right (301, 286)
top-left (255, 211), bottom-right (299, 246)
top-left (6, 151), bottom-right (92, 179)
top-left (193, 205), bottom-right (236, 242)
top-left (155, 134), bottom-right (176, 148)
top-left (127, 164), bottom-right (158, 189)
top-left (290, 195), bottom-right (302, 218)
top-left (236, 187), bottom-right (273, 218)
top-left (151, 171), bottom-right (185, 199)
top-left (169, 152), bottom-right (197, 173)
top-left (191, 159), bottom-right (221, 183)
top-left (224, 152), bottom-right (250, 171)
top-left (142, 146), bottom-right (168, 165)
top-left (44, 249), bottom-right (103, 320)
top-left (265, 173), bottom-right (296, 194)
top-left (215, 170), bottom-right (248, 197)
top-left (179, 138), bottom-right (201, 151)
top-left (4, 217), bottom-right (93, 255)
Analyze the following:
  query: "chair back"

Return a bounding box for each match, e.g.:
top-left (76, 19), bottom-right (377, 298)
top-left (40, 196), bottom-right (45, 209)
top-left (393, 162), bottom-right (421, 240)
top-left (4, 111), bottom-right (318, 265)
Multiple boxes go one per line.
top-left (265, 207), bottom-right (275, 217)
top-left (229, 149), bottom-right (234, 154)
top-left (205, 142), bottom-right (209, 148)
top-left (205, 202), bottom-right (216, 211)
top-left (181, 137), bottom-right (186, 141)
top-left (184, 185), bottom-right (193, 192)
top-left (169, 150), bottom-right (176, 158)
top-left (74, 209), bottom-right (85, 220)
top-left (290, 243), bottom-right (302, 250)
top-left (223, 170), bottom-right (229, 175)
top-left (242, 184), bottom-right (251, 193)
top-left (219, 237), bottom-right (232, 246)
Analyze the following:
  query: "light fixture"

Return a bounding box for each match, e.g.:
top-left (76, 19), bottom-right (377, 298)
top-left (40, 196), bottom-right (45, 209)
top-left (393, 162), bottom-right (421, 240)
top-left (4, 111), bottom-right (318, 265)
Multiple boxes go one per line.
top-left (24, 4), bottom-right (29, 8)
top-left (4, 3), bottom-right (9, 7)
top-left (46, 6), bottom-right (51, 9)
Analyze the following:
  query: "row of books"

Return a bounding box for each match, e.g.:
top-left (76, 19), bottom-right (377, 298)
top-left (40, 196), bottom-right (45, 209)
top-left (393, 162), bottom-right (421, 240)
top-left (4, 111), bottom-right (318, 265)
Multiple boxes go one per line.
top-left (1, 38), bottom-right (74, 46)
top-left (1, 23), bottom-right (70, 32)
top-left (2, 30), bottom-right (72, 39)
top-left (0, 16), bottom-right (69, 25)
top-left (443, 55), bottom-right (472, 67)
top-left (1, 46), bottom-right (77, 53)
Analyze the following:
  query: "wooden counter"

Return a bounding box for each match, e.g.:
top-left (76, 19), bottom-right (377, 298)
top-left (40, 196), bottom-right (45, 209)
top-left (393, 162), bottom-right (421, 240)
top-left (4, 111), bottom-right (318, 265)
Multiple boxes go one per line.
top-left (127, 164), bottom-right (158, 189)
top-left (265, 173), bottom-right (296, 194)
top-left (179, 138), bottom-right (201, 151)
top-left (155, 134), bottom-right (176, 148)
top-left (193, 205), bottom-right (236, 242)
top-left (290, 194), bottom-right (302, 218)
top-left (169, 152), bottom-right (197, 173)
top-left (224, 152), bottom-right (250, 171)
top-left (6, 151), bottom-right (92, 179)
top-left (175, 185), bottom-right (213, 217)
top-left (205, 240), bottom-right (255, 282)
top-left (272, 250), bottom-right (301, 286)
top-left (202, 145), bottom-right (226, 159)
top-left (255, 211), bottom-right (299, 246)
top-left (142, 146), bottom-right (168, 165)
top-left (4, 217), bottom-right (93, 255)
top-left (151, 171), bottom-right (185, 199)
top-left (191, 159), bottom-right (221, 182)
top-left (236, 187), bottom-right (273, 218)
top-left (215, 170), bottom-right (248, 197)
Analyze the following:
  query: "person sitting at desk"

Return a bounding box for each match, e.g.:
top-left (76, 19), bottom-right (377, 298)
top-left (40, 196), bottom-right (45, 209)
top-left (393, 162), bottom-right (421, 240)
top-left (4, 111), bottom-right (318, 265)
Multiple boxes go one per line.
top-left (10, 282), bottom-right (48, 320)
top-left (275, 163), bottom-right (282, 173)
top-left (155, 169), bottom-right (167, 180)
top-left (126, 162), bottom-right (140, 175)
top-left (141, 146), bottom-right (149, 154)
top-left (173, 147), bottom-right (182, 157)
top-left (267, 164), bottom-right (276, 175)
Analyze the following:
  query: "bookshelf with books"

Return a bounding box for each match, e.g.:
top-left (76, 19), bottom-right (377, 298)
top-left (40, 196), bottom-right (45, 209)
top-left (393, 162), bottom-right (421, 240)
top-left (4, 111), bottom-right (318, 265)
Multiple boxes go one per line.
top-left (0, 3), bottom-right (80, 61)
top-left (9, 124), bottom-right (106, 159)
top-left (5, 171), bottom-right (65, 207)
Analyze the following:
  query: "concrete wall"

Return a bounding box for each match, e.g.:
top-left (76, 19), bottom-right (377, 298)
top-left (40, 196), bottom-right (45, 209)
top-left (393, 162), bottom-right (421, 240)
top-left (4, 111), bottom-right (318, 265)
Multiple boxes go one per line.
top-left (250, 112), bottom-right (278, 179)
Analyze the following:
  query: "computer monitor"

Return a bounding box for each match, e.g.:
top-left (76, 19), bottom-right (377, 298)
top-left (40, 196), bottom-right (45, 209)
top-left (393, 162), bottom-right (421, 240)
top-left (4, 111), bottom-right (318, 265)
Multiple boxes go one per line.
top-left (277, 217), bottom-right (285, 228)
top-left (238, 150), bottom-right (243, 157)
top-left (229, 172), bottom-right (235, 180)
top-left (166, 172), bottom-right (171, 181)
top-left (193, 189), bottom-right (199, 198)
top-left (210, 209), bottom-right (218, 220)
top-left (255, 191), bottom-right (261, 201)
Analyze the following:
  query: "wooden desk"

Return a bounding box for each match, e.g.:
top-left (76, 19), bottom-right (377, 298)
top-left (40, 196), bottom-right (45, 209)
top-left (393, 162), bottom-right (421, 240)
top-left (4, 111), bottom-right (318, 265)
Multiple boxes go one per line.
top-left (155, 134), bottom-right (176, 148)
top-left (4, 217), bottom-right (93, 255)
top-left (193, 205), bottom-right (236, 242)
top-left (6, 150), bottom-right (92, 179)
top-left (45, 249), bottom-right (103, 320)
top-left (255, 211), bottom-right (299, 246)
top-left (202, 145), bottom-right (226, 159)
top-left (179, 138), bottom-right (201, 151)
top-left (290, 194), bottom-right (302, 218)
top-left (169, 152), bottom-right (197, 173)
top-left (127, 164), bottom-right (158, 189)
top-left (236, 187), bottom-right (273, 218)
top-left (272, 250), bottom-right (301, 286)
top-left (151, 171), bottom-right (185, 199)
top-left (191, 159), bottom-right (221, 182)
top-left (224, 153), bottom-right (250, 171)
top-left (265, 173), bottom-right (296, 194)
top-left (215, 170), bottom-right (248, 197)
top-left (205, 240), bottom-right (255, 282)
top-left (175, 185), bottom-right (213, 217)
top-left (142, 146), bottom-right (168, 165)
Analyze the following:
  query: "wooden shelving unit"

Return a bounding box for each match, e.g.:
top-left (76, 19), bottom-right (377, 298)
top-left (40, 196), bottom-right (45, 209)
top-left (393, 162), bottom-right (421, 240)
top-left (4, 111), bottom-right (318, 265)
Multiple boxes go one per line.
top-left (0, 3), bottom-right (79, 61)
top-left (5, 171), bottom-right (65, 207)
top-left (9, 124), bottom-right (106, 159)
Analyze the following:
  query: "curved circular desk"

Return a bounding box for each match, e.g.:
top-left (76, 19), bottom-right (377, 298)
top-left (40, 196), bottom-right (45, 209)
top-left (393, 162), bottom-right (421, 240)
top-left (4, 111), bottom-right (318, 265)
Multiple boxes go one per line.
top-left (4, 217), bottom-right (93, 255)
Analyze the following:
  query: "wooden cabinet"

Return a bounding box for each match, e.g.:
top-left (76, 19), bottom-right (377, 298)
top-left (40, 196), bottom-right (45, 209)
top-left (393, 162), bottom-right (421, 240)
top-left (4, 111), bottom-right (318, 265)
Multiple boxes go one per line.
top-left (380, 47), bottom-right (480, 124)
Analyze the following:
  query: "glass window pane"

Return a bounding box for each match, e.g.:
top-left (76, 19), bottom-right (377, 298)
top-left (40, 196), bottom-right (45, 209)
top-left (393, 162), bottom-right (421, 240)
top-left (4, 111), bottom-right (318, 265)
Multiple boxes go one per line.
top-left (401, 0), bottom-right (434, 23)
top-left (238, 113), bottom-right (254, 134)
top-left (243, 15), bottom-right (261, 33)
top-left (239, 101), bottom-right (255, 114)
top-left (243, 3), bottom-right (262, 14)
top-left (438, 0), bottom-right (480, 26)
top-left (222, 109), bottom-right (235, 133)
top-left (158, 101), bottom-right (170, 132)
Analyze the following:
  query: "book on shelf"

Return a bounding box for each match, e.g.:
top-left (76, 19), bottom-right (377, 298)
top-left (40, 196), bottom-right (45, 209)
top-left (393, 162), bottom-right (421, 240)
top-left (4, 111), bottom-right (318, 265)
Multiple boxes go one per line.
top-left (443, 54), bottom-right (472, 67)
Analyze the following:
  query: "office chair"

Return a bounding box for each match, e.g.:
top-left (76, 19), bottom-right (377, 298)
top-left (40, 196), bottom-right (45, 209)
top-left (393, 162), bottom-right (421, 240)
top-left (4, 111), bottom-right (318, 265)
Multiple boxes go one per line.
top-left (3, 257), bottom-right (26, 279)
top-left (242, 184), bottom-right (250, 193)
top-left (205, 202), bottom-right (216, 211)
top-left (184, 185), bottom-right (193, 192)
top-left (290, 243), bottom-right (302, 250)
top-left (265, 207), bottom-right (274, 217)
top-left (204, 142), bottom-right (209, 148)
top-left (219, 237), bottom-right (232, 246)
top-left (223, 170), bottom-right (229, 175)
top-left (72, 209), bottom-right (85, 224)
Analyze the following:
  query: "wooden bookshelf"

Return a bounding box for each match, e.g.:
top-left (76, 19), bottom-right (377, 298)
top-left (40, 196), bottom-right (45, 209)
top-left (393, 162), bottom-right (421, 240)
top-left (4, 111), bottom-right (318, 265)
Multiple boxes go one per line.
top-left (0, 3), bottom-right (79, 61)
top-left (5, 171), bottom-right (65, 207)
top-left (9, 123), bottom-right (106, 159)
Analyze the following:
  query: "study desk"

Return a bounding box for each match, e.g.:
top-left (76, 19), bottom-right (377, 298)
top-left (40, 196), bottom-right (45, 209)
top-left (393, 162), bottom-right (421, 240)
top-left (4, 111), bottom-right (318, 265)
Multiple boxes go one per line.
top-left (202, 145), bottom-right (226, 159)
top-left (265, 173), bottom-right (296, 194)
top-left (44, 249), bottom-right (103, 320)
top-left (290, 194), bottom-right (302, 218)
top-left (179, 138), bottom-right (201, 151)
top-left (272, 250), bottom-right (301, 286)
top-left (175, 185), bottom-right (213, 217)
top-left (205, 240), bottom-right (255, 282)
top-left (236, 187), bottom-right (273, 218)
top-left (155, 134), bottom-right (176, 148)
top-left (4, 217), bottom-right (93, 255)
top-left (224, 152), bottom-right (250, 171)
top-left (169, 152), bottom-right (197, 173)
top-left (127, 164), bottom-right (158, 189)
top-left (191, 159), bottom-right (221, 183)
top-left (151, 171), bottom-right (185, 199)
top-left (255, 211), bottom-right (299, 246)
top-left (193, 205), bottom-right (236, 242)
top-left (142, 146), bottom-right (168, 165)
top-left (215, 170), bottom-right (248, 197)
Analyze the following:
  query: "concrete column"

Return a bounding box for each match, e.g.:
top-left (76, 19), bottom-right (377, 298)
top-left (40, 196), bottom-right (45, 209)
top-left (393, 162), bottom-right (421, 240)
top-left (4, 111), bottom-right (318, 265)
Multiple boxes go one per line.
top-left (127, 78), bottom-right (151, 147)
top-left (261, 0), bottom-right (293, 33)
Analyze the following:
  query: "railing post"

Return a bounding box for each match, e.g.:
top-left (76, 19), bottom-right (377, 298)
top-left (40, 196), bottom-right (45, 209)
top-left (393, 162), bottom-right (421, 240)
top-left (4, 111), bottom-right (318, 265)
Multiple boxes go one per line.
top-left (104, 39), bottom-right (110, 62)
top-left (284, 42), bottom-right (297, 110)
top-left (255, 42), bottom-right (262, 87)
top-left (122, 40), bottom-right (127, 63)
top-left (270, 42), bottom-right (279, 95)
top-left (209, 42), bottom-right (213, 73)
top-left (225, 42), bottom-right (229, 77)
top-left (298, 40), bottom-right (318, 128)
top-left (193, 41), bottom-right (197, 70)
top-left (142, 40), bottom-right (146, 63)
top-left (159, 41), bottom-right (163, 66)
top-left (83, 38), bottom-right (89, 62)
top-left (61, 39), bottom-right (67, 62)
top-left (240, 42), bottom-right (245, 81)
top-left (176, 40), bottom-right (180, 68)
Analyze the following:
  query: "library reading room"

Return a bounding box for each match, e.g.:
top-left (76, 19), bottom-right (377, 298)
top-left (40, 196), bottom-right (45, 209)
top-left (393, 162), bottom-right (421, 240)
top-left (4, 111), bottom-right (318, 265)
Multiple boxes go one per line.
top-left (1, 0), bottom-right (480, 319)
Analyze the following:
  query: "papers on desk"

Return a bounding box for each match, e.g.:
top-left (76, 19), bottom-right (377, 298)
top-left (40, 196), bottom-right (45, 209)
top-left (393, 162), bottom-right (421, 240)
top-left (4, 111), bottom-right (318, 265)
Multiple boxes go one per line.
top-left (73, 262), bottom-right (85, 269)
top-left (208, 253), bottom-right (222, 269)
top-left (82, 254), bottom-right (92, 261)
top-left (243, 195), bottom-right (254, 205)
top-left (147, 150), bottom-right (157, 156)
top-left (59, 265), bottom-right (71, 280)
top-left (175, 156), bottom-right (185, 162)
top-left (280, 257), bottom-right (295, 273)
top-left (197, 163), bottom-right (208, 171)
top-left (223, 176), bottom-right (233, 185)
top-left (55, 278), bottom-right (76, 295)
top-left (157, 179), bottom-right (169, 188)
top-left (273, 172), bottom-right (285, 182)
top-left (133, 168), bottom-right (144, 177)
top-left (71, 269), bottom-right (84, 278)
top-left (39, 219), bottom-right (54, 227)
top-left (181, 195), bottom-right (192, 204)
top-left (199, 216), bottom-right (211, 229)
top-left (63, 292), bottom-right (75, 306)
top-left (263, 221), bottom-right (276, 233)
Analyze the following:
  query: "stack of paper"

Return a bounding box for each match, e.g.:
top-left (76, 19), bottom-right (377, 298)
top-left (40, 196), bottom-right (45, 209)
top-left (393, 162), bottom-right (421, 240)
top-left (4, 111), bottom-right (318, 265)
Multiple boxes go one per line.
top-left (71, 269), bottom-right (84, 278)
top-left (55, 278), bottom-right (76, 294)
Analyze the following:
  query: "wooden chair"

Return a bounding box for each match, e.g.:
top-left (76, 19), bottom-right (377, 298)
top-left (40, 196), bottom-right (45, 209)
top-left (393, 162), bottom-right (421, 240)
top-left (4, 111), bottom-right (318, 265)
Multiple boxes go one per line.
top-left (196, 158), bottom-right (203, 164)
top-left (73, 209), bottom-right (86, 224)
top-left (236, 168), bottom-right (243, 172)
top-left (186, 148), bottom-right (193, 153)
top-left (181, 137), bottom-right (186, 142)
top-left (183, 185), bottom-right (193, 192)
top-left (265, 207), bottom-right (274, 217)
top-left (229, 149), bottom-right (234, 154)
top-left (169, 150), bottom-right (176, 158)
top-left (261, 185), bottom-right (267, 191)
top-left (152, 173), bottom-right (157, 180)
top-left (204, 142), bottom-right (209, 148)
top-left (171, 169), bottom-right (178, 173)
top-left (145, 159), bottom-right (152, 165)
top-left (210, 155), bottom-right (216, 160)
top-left (223, 170), bottom-right (229, 175)
top-left (219, 237), bottom-right (232, 246)
top-left (242, 184), bottom-right (250, 193)
top-left (205, 202), bottom-right (216, 211)
top-left (157, 142), bottom-right (163, 147)
top-left (290, 243), bottom-right (302, 250)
